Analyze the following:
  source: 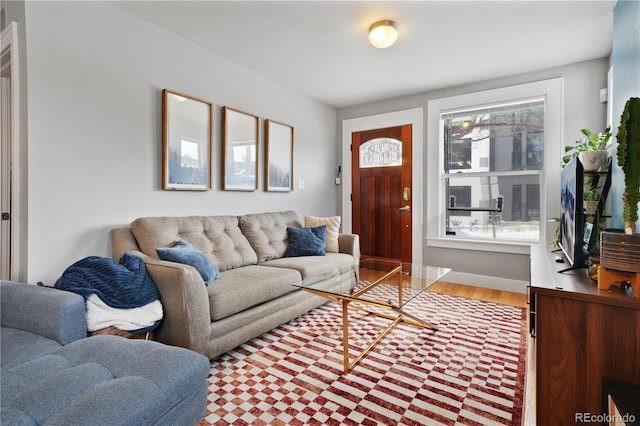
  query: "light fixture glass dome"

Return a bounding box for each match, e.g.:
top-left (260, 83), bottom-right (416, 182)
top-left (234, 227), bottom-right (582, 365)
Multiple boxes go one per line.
top-left (368, 20), bottom-right (398, 48)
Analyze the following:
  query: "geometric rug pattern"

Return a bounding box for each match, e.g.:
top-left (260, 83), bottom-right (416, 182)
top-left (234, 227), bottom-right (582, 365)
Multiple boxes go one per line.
top-left (198, 292), bottom-right (526, 425)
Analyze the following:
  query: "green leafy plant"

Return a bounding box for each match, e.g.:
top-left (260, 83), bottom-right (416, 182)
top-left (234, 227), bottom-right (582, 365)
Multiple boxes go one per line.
top-left (553, 128), bottom-right (612, 247)
top-left (562, 127), bottom-right (612, 167)
top-left (584, 188), bottom-right (600, 202)
top-left (616, 97), bottom-right (640, 234)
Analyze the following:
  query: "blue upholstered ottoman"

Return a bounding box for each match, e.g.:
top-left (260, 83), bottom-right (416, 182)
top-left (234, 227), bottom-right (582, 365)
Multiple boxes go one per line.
top-left (1, 335), bottom-right (210, 425)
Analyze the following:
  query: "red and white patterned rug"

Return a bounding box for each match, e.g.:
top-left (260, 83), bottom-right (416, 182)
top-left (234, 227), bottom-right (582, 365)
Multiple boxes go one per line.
top-left (198, 292), bottom-right (526, 425)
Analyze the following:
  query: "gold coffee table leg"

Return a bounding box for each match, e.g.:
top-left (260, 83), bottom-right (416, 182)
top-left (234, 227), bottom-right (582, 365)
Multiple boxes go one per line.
top-left (342, 299), bottom-right (350, 375)
top-left (341, 300), bottom-right (406, 374)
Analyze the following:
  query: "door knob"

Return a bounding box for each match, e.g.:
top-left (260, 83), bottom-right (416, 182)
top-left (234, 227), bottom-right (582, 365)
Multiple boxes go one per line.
top-left (399, 206), bottom-right (410, 211)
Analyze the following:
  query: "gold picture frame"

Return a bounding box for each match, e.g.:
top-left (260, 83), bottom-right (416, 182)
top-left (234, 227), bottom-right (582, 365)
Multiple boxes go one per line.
top-left (265, 119), bottom-right (293, 192)
top-left (222, 106), bottom-right (259, 191)
top-left (162, 89), bottom-right (213, 190)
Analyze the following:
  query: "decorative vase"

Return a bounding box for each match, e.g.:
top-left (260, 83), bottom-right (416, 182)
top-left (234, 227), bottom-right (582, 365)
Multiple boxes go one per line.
top-left (579, 150), bottom-right (608, 172)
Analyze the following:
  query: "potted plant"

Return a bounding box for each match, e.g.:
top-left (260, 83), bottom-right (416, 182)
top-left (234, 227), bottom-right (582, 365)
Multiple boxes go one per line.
top-left (562, 127), bottom-right (612, 172)
top-left (616, 97), bottom-right (640, 234)
top-left (553, 127), bottom-right (612, 253)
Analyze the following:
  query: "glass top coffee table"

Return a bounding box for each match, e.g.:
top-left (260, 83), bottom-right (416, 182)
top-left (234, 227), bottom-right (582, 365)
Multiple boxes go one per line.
top-left (293, 258), bottom-right (451, 374)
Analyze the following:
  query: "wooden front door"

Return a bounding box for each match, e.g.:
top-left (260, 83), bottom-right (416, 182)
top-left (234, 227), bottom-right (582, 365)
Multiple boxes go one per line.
top-left (352, 125), bottom-right (412, 265)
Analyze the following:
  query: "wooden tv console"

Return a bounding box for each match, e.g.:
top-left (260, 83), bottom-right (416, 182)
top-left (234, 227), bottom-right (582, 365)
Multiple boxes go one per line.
top-left (529, 245), bottom-right (640, 425)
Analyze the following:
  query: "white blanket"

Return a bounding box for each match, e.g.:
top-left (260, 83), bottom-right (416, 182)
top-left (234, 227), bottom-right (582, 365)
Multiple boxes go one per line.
top-left (86, 294), bottom-right (163, 332)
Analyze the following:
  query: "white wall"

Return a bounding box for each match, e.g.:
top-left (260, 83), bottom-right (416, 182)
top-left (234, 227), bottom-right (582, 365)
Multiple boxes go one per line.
top-left (610, 0), bottom-right (640, 230)
top-left (338, 59), bottom-right (609, 287)
top-left (24, 1), bottom-right (338, 284)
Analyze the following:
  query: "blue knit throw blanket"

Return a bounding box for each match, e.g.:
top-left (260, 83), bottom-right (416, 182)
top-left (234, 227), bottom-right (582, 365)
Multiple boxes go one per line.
top-left (54, 253), bottom-right (159, 309)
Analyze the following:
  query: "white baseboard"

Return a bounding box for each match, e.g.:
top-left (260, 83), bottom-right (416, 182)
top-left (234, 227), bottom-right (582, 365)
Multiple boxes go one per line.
top-left (441, 271), bottom-right (528, 294)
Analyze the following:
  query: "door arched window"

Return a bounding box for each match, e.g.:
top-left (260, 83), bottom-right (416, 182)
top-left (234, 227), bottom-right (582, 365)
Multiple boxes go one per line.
top-left (359, 138), bottom-right (402, 168)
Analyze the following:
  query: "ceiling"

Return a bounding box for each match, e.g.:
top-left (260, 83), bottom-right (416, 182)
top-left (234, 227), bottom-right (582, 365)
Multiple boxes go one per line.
top-left (113, 1), bottom-right (616, 108)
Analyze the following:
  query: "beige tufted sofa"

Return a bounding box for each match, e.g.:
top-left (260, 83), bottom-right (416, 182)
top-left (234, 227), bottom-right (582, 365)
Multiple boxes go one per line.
top-left (112, 211), bottom-right (359, 359)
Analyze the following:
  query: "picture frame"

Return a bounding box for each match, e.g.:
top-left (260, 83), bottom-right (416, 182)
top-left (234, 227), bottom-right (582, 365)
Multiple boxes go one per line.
top-left (162, 89), bottom-right (213, 190)
top-left (265, 119), bottom-right (294, 192)
top-left (222, 106), bottom-right (259, 191)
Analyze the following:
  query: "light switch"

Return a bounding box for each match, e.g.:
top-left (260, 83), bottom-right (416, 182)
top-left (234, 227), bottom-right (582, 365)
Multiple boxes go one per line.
top-left (298, 179), bottom-right (304, 190)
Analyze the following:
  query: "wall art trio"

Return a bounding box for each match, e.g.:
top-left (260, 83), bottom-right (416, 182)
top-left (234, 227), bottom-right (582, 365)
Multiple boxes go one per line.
top-left (162, 88), bottom-right (293, 192)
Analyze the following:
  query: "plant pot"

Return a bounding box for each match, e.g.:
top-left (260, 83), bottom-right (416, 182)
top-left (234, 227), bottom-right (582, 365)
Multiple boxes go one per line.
top-left (579, 150), bottom-right (608, 172)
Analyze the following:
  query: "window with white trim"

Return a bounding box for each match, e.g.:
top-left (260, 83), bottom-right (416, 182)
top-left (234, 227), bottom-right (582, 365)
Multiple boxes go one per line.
top-left (443, 99), bottom-right (544, 242)
top-left (427, 79), bottom-right (563, 251)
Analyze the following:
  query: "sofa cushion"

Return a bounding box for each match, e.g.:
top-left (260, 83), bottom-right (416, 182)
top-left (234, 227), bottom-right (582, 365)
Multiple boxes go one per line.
top-left (262, 253), bottom-right (355, 280)
top-left (304, 215), bottom-right (341, 253)
top-left (0, 335), bottom-right (209, 425)
top-left (207, 265), bottom-right (301, 321)
top-left (284, 226), bottom-right (326, 257)
top-left (131, 216), bottom-right (258, 272)
top-left (0, 328), bottom-right (64, 373)
top-left (238, 211), bottom-right (301, 263)
top-left (157, 239), bottom-right (220, 284)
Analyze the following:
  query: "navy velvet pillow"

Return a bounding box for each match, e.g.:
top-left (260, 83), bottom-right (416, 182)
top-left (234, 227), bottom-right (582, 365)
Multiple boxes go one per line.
top-left (284, 225), bottom-right (327, 257)
top-left (156, 239), bottom-right (220, 285)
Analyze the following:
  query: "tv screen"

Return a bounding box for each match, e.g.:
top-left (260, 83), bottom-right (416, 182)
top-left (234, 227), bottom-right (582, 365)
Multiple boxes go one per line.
top-left (558, 157), bottom-right (589, 271)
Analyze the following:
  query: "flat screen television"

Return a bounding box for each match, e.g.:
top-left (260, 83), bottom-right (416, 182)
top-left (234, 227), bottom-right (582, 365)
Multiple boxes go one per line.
top-left (558, 156), bottom-right (590, 272)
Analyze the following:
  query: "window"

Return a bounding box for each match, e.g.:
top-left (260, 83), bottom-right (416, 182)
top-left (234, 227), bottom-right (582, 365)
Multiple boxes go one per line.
top-left (443, 99), bottom-right (544, 243)
top-left (427, 79), bottom-right (563, 252)
top-left (359, 137), bottom-right (402, 168)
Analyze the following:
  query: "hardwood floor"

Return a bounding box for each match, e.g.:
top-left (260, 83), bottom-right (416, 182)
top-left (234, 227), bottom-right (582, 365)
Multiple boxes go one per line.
top-left (430, 282), bottom-right (534, 426)
top-left (430, 281), bottom-right (527, 307)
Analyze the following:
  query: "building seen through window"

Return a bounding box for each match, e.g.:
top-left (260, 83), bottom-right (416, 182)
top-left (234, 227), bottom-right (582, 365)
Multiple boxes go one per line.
top-left (443, 99), bottom-right (544, 242)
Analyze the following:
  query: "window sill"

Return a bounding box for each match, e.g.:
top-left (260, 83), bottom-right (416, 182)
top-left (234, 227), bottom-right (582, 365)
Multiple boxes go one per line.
top-left (426, 237), bottom-right (533, 254)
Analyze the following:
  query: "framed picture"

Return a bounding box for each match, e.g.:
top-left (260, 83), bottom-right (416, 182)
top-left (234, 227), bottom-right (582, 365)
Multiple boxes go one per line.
top-left (265, 119), bottom-right (293, 192)
top-left (162, 89), bottom-right (213, 190)
top-left (222, 107), bottom-right (258, 191)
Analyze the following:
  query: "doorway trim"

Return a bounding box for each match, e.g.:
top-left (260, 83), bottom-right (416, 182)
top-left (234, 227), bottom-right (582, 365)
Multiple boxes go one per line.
top-left (341, 108), bottom-right (423, 266)
top-left (1, 21), bottom-right (21, 281)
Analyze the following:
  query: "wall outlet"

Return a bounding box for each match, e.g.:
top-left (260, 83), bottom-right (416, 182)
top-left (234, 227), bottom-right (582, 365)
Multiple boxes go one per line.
top-left (599, 88), bottom-right (608, 103)
top-left (335, 177), bottom-right (341, 185)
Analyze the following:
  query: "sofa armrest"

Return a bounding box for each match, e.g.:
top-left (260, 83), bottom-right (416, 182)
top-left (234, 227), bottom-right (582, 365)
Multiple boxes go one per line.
top-left (338, 233), bottom-right (360, 263)
top-left (111, 227), bottom-right (140, 260)
top-left (127, 251), bottom-right (211, 355)
top-left (0, 281), bottom-right (87, 345)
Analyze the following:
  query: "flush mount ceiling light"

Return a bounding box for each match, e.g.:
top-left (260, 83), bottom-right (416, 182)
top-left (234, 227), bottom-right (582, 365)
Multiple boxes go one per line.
top-left (368, 20), bottom-right (398, 48)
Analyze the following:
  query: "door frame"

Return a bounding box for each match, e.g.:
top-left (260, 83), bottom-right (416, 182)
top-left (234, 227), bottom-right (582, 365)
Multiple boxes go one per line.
top-left (341, 108), bottom-right (423, 266)
top-left (1, 22), bottom-right (21, 281)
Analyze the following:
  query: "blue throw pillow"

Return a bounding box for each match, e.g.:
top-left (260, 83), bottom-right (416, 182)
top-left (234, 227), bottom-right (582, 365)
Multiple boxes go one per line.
top-left (284, 225), bottom-right (327, 257)
top-left (156, 240), bottom-right (220, 285)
